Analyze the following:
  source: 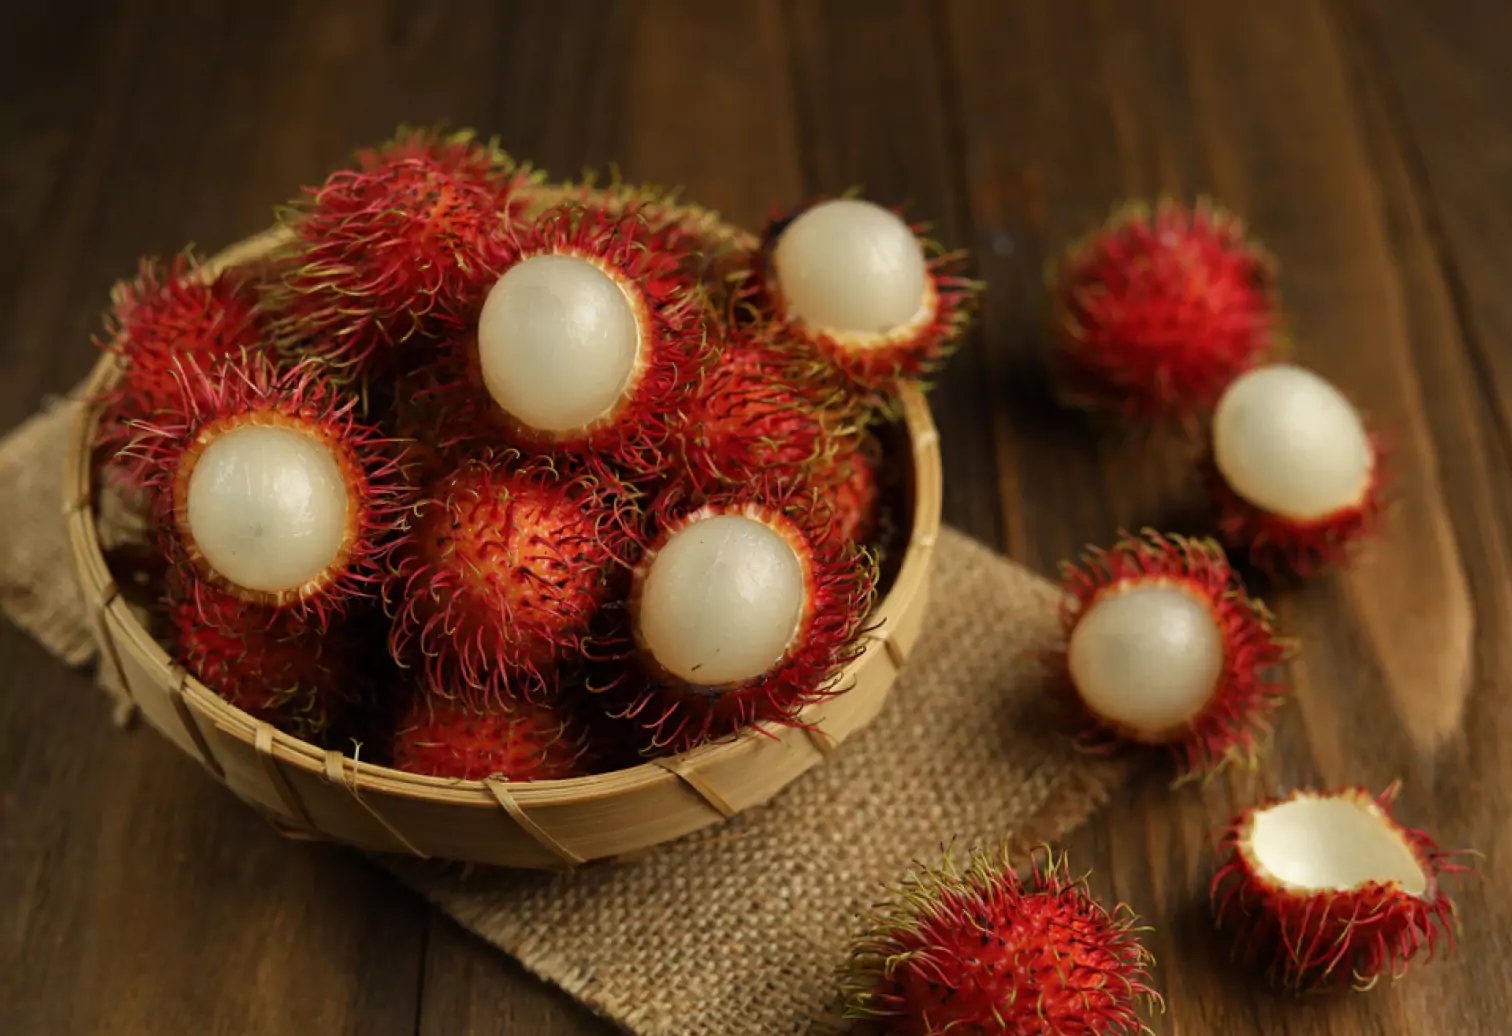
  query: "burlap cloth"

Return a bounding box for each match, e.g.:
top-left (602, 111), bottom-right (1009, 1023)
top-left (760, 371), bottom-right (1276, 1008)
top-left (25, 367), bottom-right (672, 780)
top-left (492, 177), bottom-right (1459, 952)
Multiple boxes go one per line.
top-left (0, 397), bottom-right (1131, 1035)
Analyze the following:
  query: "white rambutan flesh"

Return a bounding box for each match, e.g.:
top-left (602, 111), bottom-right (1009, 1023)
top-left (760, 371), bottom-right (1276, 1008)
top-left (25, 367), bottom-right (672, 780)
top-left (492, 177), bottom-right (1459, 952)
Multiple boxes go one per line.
top-left (185, 424), bottom-right (350, 594)
top-left (1067, 582), bottom-right (1225, 736)
top-left (1247, 794), bottom-right (1427, 896)
top-left (772, 198), bottom-right (928, 336)
top-left (637, 513), bottom-right (806, 687)
top-left (476, 253), bottom-right (641, 433)
top-left (1213, 364), bottom-right (1372, 522)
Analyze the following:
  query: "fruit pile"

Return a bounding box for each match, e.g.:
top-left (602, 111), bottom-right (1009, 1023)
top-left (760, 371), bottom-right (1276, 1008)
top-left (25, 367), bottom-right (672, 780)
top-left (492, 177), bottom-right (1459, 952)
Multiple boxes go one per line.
top-left (94, 127), bottom-right (980, 780)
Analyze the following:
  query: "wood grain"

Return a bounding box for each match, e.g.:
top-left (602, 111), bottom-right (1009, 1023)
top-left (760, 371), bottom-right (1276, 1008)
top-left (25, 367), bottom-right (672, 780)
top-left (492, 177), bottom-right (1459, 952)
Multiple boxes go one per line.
top-left (4, 0), bottom-right (1512, 1033)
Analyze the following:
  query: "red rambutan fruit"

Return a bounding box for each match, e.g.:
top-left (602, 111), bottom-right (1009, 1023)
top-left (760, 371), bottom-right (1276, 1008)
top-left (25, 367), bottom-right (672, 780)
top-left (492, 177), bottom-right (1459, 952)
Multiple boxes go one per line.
top-left (1048, 530), bottom-right (1293, 780)
top-left (610, 484), bottom-right (877, 751)
top-left (169, 581), bottom-right (353, 742)
top-left (385, 451), bottom-right (627, 709)
top-left (1047, 198), bottom-right (1280, 426)
top-left (390, 691), bottom-right (593, 782)
top-left (1211, 784), bottom-right (1473, 991)
top-left (363, 125), bottom-right (542, 215)
top-left (820, 435), bottom-right (882, 548)
top-left (843, 842), bottom-right (1162, 1035)
top-left (124, 355), bottom-right (413, 628)
top-left (743, 197), bottom-right (980, 398)
top-left (422, 203), bottom-right (714, 478)
top-left (1208, 363), bottom-right (1390, 576)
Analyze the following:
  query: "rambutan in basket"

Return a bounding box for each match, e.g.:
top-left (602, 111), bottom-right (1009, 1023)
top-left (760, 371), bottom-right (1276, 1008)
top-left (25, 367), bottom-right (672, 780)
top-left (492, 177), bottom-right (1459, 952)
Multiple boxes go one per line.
top-left (64, 197), bottom-right (942, 870)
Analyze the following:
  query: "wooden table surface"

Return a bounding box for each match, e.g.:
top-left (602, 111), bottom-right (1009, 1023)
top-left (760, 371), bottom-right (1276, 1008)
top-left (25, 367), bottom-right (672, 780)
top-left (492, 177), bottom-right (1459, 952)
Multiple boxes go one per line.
top-left (4, 2), bottom-right (1511, 1033)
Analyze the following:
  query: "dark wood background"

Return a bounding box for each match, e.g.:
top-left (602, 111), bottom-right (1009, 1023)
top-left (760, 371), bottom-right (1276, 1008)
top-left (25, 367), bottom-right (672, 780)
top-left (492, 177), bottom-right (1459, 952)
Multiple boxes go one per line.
top-left (4, 2), bottom-right (1510, 1033)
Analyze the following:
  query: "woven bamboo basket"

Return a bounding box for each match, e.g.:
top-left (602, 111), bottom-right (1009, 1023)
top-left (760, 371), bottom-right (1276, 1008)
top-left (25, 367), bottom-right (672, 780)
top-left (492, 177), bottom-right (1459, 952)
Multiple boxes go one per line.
top-left (64, 196), bottom-right (942, 869)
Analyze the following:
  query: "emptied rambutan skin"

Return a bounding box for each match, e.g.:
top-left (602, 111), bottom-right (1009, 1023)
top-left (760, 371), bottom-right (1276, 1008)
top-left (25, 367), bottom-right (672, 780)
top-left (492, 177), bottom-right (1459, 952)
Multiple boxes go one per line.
top-left (741, 196), bottom-right (981, 399)
top-left (842, 842), bottom-right (1162, 1035)
top-left (391, 691), bottom-right (594, 782)
top-left (1047, 198), bottom-right (1280, 426)
top-left (124, 355), bottom-right (414, 628)
top-left (385, 451), bottom-right (629, 710)
top-left (1049, 531), bottom-right (1293, 780)
top-left (607, 484), bottom-right (877, 752)
top-left (1211, 784), bottom-right (1473, 991)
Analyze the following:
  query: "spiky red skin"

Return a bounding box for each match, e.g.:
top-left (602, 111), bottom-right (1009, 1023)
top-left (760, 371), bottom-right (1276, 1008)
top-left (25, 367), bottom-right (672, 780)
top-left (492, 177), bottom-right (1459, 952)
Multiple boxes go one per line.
top-left (740, 199), bottom-right (980, 399)
top-left (385, 454), bottom-right (626, 710)
top-left (1048, 199), bottom-right (1279, 426)
top-left (844, 845), bottom-right (1160, 1035)
top-left (1049, 531), bottom-right (1292, 779)
top-left (608, 486), bottom-right (877, 752)
top-left (1207, 435), bottom-right (1391, 577)
top-left (822, 439), bottom-right (881, 547)
top-left (422, 203), bottom-right (715, 479)
top-left (1211, 786), bottom-right (1471, 991)
top-left (124, 356), bottom-right (413, 628)
top-left (360, 126), bottom-right (539, 215)
top-left (170, 585), bottom-right (351, 742)
top-left (391, 692), bottom-right (593, 782)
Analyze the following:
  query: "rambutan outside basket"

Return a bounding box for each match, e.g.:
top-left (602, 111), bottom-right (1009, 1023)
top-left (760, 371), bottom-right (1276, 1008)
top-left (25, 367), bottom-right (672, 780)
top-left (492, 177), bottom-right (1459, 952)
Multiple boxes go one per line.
top-left (64, 196), bottom-right (942, 870)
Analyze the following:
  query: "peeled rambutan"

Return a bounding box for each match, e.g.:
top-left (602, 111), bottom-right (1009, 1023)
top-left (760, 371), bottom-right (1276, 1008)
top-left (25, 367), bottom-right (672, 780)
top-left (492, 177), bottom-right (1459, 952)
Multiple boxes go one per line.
top-left (391, 691), bottom-right (593, 782)
top-left (169, 581), bottom-right (353, 742)
top-left (1047, 198), bottom-right (1280, 425)
top-left (1049, 530), bottom-right (1292, 779)
top-left (1211, 784), bottom-right (1472, 991)
top-left (422, 203), bottom-right (714, 478)
top-left (1208, 363), bottom-right (1390, 576)
top-left (843, 842), bottom-right (1161, 1035)
top-left (743, 197), bottom-right (980, 397)
top-left (385, 451), bottom-right (626, 709)
top-left (124, 355), bottom-right (412, 628)
top-left (611, 484), bottom-right (876, 751)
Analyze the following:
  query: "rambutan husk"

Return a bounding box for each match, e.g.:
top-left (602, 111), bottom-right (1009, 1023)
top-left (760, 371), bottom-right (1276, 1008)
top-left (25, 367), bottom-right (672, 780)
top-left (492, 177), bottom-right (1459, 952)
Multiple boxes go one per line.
top-left (740, 197), bottom-right (981, 401)
top-left (1211, 784), bottom-right (1473, 992)
top-left (1048, 530), bottom-right (1293, 780)
top-left (422, 202), bottom-right (715, 479)
top-left (1047, 197), bottom-right (1281, 427)
top-left (1207, 433), bottom-right (1391, 578)
top-left (123, 354), bottom-right (413, 627)
top-left (842, 842), bottom-right (1162, 1035)
top-left (385, 450), bottom-right (632, 711)
top-left (391, 689), bottom-right (595, 782)
top-left (605, 483), bottom-right (877, 753)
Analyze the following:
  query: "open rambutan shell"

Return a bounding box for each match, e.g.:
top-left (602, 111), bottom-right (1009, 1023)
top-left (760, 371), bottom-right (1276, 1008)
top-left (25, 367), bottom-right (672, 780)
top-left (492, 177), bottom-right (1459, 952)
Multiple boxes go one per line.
top-left (391, 691), bottom-right (594, 782)
top-left (1211, 784), bottom-right (1471, 991)
top-left (843, 842), bottom-right (1161, 1035)
top-left (1049, 530), bottom-right (1292, 779)
top-left (1047, 197), bottom-right (1280, 426)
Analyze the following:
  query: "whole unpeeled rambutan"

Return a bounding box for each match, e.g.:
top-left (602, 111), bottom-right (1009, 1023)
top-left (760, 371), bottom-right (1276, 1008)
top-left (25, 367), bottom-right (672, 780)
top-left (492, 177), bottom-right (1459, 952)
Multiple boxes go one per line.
top-left (1047, 198), bottom-right (1280, 425)
top-left (610, 484), bottom-right (876, 751)
top-left (1049, 530), bottom-right (1292, 780)
top-left (1211, 784), bottom-right (1472, 991)
top-left (744, 197), bottom-right (980, 397)
top-left (363, 125), bottom-right (541, 214)
top-left (821, 435), bottom-right (881, 548)
top-left (843, 842), bottom-right (1161, 1035)
top-left (170, 581), bottom-right (353, 742)
top-left (124, 355), bottom-right (413, 628)
top-left (423, 203), bottom-right (714, 478)
top-left (1208, 363), bottom-right (1390, 576)
top-left (391, 691), bottom-right (593, 782)
top-left (385, 451), bottom-right (627, 709)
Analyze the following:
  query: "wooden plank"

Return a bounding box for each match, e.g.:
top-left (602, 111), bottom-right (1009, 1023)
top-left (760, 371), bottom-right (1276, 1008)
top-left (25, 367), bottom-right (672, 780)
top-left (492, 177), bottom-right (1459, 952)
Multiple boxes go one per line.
top-left (942, 1), bottom-right (1510, 1033)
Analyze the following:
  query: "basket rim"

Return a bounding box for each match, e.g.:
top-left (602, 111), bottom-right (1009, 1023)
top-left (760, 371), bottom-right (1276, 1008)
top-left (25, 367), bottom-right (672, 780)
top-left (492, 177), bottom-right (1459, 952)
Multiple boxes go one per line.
top-left (66, 212), bottom-right (942, 813)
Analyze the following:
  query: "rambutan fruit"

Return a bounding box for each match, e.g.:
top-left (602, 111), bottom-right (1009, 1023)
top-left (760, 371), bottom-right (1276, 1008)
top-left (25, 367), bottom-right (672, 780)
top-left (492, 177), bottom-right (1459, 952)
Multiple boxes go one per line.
top-left (391, 691), bottom-right (593, 782)
top-left (385, 451), bottom-right (627, 709)
top-left (423, 203), bottom-right (714, 478)
top-left (843, 842), bottom-right (1161, 1035)
top-left (124, 355), bottom-right (412, 627)
top-left (1211, 784), bottom-right (1472, 991)
top-left (1208, 363), bottom-right (1390, 576)
top-left (362, 125), bottom-right (541, 215)
top-left (1047, 198), bottom-right (1280, 426)
top-left (821, 436), bottom-right (882, 548)
top-left (613, 485), bottom-right (876, 751)
top-left (744, 197), bottom-right (979, 397)
top-left (1049, 531), bottom-right (1292, 779)
top-left (169, 582), bottom-right (353, 742)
